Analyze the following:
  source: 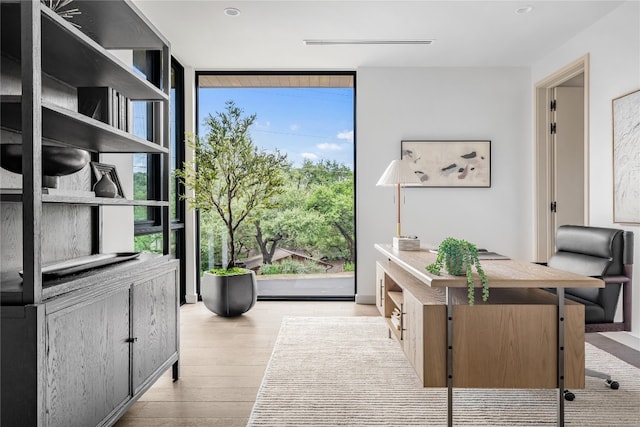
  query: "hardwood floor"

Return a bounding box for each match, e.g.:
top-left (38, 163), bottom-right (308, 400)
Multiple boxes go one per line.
top-left (115, 301), bottom-right (379, 427)
top-left (116, 301), bottom-right (640, 426)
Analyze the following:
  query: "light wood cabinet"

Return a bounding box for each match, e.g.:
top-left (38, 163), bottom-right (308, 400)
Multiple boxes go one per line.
top-left (376, 259), bottom-right (584, 389)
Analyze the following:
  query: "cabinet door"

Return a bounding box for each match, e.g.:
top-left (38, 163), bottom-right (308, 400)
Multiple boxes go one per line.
top-left (131, 268), bottom-right (178, 394)
top-left (46, 289), bottom-right (130, 427)
top-left (402, 291), bottom-right (424, 381)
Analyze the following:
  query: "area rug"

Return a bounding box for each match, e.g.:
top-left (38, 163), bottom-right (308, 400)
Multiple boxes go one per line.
top-left (247, 316), bottom-right (640, 426)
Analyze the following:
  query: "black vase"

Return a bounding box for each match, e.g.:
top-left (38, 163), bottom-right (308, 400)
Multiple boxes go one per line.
top-left (0, 144), bottom-right (90, 188)
top-left (201, 271), bottom-right (257, 317)
top-left (93, 173), bottom-right (118, 198)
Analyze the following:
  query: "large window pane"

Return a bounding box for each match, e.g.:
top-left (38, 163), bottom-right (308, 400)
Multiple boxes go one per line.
top-left (196, 73), bottom-right (355, 299)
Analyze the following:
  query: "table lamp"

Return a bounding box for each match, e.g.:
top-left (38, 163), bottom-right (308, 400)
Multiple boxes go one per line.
top-left (376, 159), bottom-right (421, 250)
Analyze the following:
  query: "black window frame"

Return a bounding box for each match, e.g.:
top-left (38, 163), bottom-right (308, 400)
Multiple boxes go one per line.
top-left (194, 71), bottom-right (357, 300)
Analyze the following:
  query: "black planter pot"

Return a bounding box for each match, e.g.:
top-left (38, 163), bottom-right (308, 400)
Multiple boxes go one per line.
top-left (201, 270), bottom-right (257, 317)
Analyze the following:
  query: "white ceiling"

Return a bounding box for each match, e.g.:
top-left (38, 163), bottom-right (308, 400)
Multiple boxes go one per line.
top-left (133, 0), bottom-right (624, 70)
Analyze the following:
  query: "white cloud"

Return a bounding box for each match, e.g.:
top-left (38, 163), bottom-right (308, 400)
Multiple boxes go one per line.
top-left (336, 130), bottom-right (354, 142)
top-left (289, 124), bottom-right (299, 131)
top-left (301, 152), bottom-right (319, 160)
top-left (317, 143), bottom-right (342, 151)
top-left (254, 120), bottom-right (271, 130)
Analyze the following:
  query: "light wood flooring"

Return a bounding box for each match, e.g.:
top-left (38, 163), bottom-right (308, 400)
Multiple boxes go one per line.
top-left (115, 301), bottom-right (379, 427)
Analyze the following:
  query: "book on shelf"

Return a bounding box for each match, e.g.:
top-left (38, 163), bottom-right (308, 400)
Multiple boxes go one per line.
top-left (78, 87), bottom-right (113, 124)
top-left (77, 87), bottom-right (129, 131)
top-left (390, 315), bottom-right (401, 330)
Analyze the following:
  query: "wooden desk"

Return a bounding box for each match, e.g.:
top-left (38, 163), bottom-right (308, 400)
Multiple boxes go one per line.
top-left (374, 244), bottom-right (604, 427)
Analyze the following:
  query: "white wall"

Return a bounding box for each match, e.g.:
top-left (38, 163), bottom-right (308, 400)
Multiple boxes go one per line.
top-left (532, 1), bottom-right (640, 336)
top-left (356, 67), bottom-right (532, 303)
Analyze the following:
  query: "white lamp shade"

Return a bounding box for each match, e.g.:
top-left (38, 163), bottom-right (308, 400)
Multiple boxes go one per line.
top-left (376, 159), bottom-right (420, 186)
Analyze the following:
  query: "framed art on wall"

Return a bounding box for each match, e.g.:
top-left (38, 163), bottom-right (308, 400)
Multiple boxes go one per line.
top-left (612, 89), bottom-right (640, 224)
top-left (401, 140), bottom-right (491, 187)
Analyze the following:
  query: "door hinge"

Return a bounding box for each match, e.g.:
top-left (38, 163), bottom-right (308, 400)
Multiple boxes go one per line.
top-left (550, 123), bottom-right (557, 134)
top-left (550, 99), bottom-right (557, 111)
top-left (550, 201), bottom-right (557, 213)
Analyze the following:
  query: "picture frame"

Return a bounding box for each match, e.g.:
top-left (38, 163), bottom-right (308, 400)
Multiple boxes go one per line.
top-left (401, 140), bottom-right (491, 187)
top-left (90, 161), bottom-right (125, 198)
top-left (612, 89), bottom-right (640, 224)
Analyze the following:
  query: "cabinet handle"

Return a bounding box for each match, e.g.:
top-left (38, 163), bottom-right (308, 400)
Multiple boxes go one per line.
top-left (400, 303), bottom-right (406, 341)
top-left (126, 337), bottom-right (138, 343)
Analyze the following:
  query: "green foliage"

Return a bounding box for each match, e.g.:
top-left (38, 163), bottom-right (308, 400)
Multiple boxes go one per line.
top-left (343, 262), bottom-right (355, 272)
top-left (425, 237), bottom-right (489, 305)
top-left (134, 233), bottom-right (163, 254)
top-left (306, 178), bottom-right (355, 262)
top-left (176, 100), bottom-right (289, 270)
top-left (259, 259), bottom-right (326, 275)
top-left (294, 159), bottom-right (353, 188)
top-left (207, 267), bottom-right (250, 276)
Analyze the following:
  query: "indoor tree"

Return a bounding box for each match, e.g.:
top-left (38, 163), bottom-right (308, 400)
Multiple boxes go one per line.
top-left (176, 100), bottom-right (288, 271)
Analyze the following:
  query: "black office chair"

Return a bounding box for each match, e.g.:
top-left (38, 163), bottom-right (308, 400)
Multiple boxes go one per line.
top-left (545, 225), bottom-right (634, 400)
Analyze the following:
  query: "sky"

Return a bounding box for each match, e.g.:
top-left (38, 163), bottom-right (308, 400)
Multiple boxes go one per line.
top-left (198, 87), bottom-right (355, 170)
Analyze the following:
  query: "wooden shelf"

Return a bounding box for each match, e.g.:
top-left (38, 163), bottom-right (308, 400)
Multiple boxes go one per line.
top-left (0, 190), bottom-right (167, 207)
top-left (69, 1), bottom-right (169, 50)
top-left (385, 317), bottom-right (402, 341)
top-left (0, 3), bottom-right (168, 101)
top-left (0, 96), bottom-right (168, 154)
top-left (387, 290), bottom-right (404, 307)
top-left (42, 195), bottom-right (168, 207)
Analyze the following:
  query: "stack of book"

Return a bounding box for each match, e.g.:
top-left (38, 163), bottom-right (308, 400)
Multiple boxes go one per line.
top-left (78, 87), bottom-right (131, 131)
top-left (390, 307), bottom-right (402, 330)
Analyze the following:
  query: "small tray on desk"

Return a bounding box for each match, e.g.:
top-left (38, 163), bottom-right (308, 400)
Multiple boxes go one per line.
top-left (19, 252), bottom-right (141, 279)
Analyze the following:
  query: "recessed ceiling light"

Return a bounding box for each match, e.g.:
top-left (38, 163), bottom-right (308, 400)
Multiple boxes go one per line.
top-left (303, 39), bottom-right (434, 46)
top-left (515, 5), bottom-right (534, 14)
top-left (224, 7), bottom-right (241, 17)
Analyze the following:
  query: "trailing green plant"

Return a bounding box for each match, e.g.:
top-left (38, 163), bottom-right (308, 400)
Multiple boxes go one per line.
top-left (176, 100), bottom-right (289, 271)
top-left (425, 237), bottom-right (489, 305)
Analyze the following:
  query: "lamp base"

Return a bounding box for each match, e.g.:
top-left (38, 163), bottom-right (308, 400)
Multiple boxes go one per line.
top-left (393, 236), bottom-right (420, 251)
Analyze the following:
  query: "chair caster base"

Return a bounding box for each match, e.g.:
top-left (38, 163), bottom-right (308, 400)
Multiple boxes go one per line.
top-left (563, 390), bottom-right (575, 401)
top-left (606, 380), bottom-right (619, 390)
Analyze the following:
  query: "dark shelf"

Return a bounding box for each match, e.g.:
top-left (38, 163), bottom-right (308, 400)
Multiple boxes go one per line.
top-left (0, 3), bottom-right (168, 101)
top-left (0, 189), bottom-right (168, 207)
top-left (71, 1), bottom-right (169, 50)
top-left (0, 96), bottom-right (168, 154)
top-left (1, 253), bottom-right (168, 304)
top-left (42, 195), bottom-right (169, 207)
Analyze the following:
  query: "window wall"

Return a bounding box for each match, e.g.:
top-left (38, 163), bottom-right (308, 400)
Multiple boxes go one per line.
top-left (132, 52), bottom-right (187, 302)
top-left (196, 72), bottom-right (356, 300)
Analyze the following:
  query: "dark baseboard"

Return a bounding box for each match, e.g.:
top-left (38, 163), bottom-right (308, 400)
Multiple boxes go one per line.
top-left (585, 332), bottom-right (640, 369)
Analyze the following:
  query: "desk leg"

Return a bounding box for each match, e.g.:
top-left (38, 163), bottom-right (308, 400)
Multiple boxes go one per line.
top-left (557, 288), bottom-right (565, 427)
top-left (446, 287), bottom-right (453, 427)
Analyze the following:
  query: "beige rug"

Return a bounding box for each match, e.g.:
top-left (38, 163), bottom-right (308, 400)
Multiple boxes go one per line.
top-left (247, 316), bottom-right (640, 426)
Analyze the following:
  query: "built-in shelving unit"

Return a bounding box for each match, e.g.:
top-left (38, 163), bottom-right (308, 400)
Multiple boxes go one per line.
top-left (1, 96), bottom-right (169, 153)
top-left (1, 3), bottom-right (168, 101)
top-left (0, 1), bottom-right (178, 425)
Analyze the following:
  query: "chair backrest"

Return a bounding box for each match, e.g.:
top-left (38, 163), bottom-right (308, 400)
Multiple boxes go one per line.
top-left (548, 225), bottom-right (632, 277)
top-left (547, 225), bottom-right (634, 324)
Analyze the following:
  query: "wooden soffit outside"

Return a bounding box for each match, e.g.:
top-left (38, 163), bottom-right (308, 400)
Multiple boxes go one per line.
top-left (198, 74), bottom-right (354, 88)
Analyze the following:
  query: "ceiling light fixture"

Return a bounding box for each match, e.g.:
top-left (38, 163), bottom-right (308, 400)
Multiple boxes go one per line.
top-left (224, 7), bottom-right (241, 17)
top-left (515, 5), bottom-right (534, 14)
top-left (303, 39), bottom-right (434, 46)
